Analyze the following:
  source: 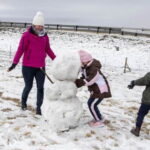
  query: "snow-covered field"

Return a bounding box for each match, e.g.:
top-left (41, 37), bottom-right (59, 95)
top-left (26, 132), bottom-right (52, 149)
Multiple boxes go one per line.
top-left (0, 27), bottom-right (150, 150)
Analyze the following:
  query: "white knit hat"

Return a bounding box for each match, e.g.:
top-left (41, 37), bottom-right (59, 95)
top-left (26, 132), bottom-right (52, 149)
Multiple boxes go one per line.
top-left (32, 11), bottom-right (44, 26)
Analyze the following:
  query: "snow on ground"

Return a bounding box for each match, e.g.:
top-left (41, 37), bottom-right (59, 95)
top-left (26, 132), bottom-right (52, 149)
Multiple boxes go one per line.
top-left (0, 27), bottom-right (150, 150)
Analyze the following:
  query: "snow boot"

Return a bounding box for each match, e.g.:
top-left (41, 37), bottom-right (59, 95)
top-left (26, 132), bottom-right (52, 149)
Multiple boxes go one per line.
top-left (131, 127), bottom-right (140, 137)
top-left (21, 103), bottom-right (27, 111)
top-left (89, 121), bottom-right (104, 128)
top-left (36, 108), bottom-right (42, 115)
top-left (88, 119), bottom-right (96, 126)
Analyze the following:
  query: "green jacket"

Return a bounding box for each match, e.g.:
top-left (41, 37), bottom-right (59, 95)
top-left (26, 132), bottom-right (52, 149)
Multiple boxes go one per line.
top-left (134, 72), bottom-right (150, 105)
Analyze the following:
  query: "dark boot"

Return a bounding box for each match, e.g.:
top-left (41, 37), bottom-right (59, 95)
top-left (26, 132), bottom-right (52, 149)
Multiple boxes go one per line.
top-left (131, 127), bottom-right (140, 137)
top-left (36, 108), bottom-right (42, 115)
top-left (21, 101), bottom-right (27, 111)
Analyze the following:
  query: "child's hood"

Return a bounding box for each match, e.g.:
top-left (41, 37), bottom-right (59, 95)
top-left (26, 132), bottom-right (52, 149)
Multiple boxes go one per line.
top-left (90, 59), bottom-right (102, 69)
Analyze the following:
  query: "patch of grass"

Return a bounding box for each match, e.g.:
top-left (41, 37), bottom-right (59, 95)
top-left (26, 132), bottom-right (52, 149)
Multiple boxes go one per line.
top-left (91, 130), bottom-right (96, 135)
top-left (1, 96), bottom-right (35, 113)
top-left (85, 133), bottom-right (92, 138)
top-left (1, 108), bottom-right (12, 112)
top-left (73, 138), bottom-right (78, 141)
top-left (92, 146), bottom-right (100, 150)
top-left (27, 124), bottom-right (37, 128)
top-left (14, 127), bottom-right (20, 131)
top-left (7, 117), bottom-right (16, 120)
top-left (0, 92), bottom-right (3, 97)
top-left (23, 131), bottom-right (31, 137)
top-left (9, 75), bottom-right (23, 79)
top-left (2, 96), bottom-right (20, 103)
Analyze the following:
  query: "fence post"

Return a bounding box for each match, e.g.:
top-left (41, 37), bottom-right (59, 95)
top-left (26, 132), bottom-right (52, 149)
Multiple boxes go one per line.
top-left (124, 57), bottom-right (131, 73)
top-left (24, 23), bottom-right (27, 28)
top-left (109, 28), bottom-right (112, 34)
top-left (57, 25), bottom-right (59, 30)
top-left (11, 22), bottom-right (13, 27)
top-left (97, 27), bottom-right (100, 33)
top-left (75, 26), bottom-right (78, 31)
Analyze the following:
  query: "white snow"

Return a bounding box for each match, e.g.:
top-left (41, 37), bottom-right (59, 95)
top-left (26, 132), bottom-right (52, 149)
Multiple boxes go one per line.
top-left (0, 27), bottom-right (150, 150)
top-left (51, 51), bottom-right (81, 81)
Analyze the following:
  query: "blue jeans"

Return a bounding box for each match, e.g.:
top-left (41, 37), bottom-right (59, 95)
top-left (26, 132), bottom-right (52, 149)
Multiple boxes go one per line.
top-left (87, 98), bottom-right (103, 121)
top-left (22, 66), bottom-right (45, 109)
top-left (136, 103), bottom-right (150, 128)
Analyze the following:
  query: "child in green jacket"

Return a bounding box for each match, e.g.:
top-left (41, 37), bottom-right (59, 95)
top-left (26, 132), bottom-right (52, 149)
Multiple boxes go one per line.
top-left (128, 72), bottom-right (150, 136)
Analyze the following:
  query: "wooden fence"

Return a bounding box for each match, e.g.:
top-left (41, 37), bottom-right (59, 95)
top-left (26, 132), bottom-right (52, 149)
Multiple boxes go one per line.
top-left (0, 21), bottom-right (150, 37)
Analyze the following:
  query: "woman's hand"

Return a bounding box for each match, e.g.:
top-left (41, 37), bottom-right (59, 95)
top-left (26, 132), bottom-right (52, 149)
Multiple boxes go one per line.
top-left (7, 64), bottom-right (17, 72)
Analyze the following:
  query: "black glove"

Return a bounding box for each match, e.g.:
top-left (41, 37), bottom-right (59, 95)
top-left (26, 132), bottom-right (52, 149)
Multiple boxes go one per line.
top-left (75, 79), bottom-right (85, 88)
top-left (128, 81), bottom-right (135, 89)
top-left (8, 63), bottom-right (17, 72)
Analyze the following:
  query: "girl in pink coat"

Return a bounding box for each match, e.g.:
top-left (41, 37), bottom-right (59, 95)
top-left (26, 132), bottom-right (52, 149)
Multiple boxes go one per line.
top-left (8, 12), bottom-right (56, 115)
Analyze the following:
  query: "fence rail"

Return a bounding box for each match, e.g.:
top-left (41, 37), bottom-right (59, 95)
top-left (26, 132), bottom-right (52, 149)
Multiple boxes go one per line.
top-left (0, 21), bottom-right (150, 37)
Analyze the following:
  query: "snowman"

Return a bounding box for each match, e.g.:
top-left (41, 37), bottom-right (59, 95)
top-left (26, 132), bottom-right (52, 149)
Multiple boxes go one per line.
top-left (42, 51), bottom-right (83, 131)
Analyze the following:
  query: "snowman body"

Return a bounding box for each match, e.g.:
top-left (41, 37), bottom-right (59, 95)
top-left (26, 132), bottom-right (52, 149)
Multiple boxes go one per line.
top-left (42, 52), bottom-right (83, 131)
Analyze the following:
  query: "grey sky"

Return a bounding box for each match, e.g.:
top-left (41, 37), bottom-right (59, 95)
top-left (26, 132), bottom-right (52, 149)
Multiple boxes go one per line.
top-left (0, 0), bottom-right (149, 28)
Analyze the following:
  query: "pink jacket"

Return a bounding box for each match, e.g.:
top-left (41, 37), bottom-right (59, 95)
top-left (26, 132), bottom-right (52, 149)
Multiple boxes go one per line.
top-left (13, 28), bottom-right (56, 68)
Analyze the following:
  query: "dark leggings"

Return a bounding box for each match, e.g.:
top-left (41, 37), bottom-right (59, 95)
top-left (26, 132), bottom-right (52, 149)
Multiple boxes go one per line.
top-left (87, 98), bottom-right (103, 121)
top-left (22, 66), bottom-right (45, 109)
top-left (136, 103), bottom-right (150, 128)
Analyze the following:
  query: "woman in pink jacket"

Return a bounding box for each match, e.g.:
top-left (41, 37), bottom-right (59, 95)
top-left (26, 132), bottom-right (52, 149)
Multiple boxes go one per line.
top-left (8, 12), bottom-right (56, 115)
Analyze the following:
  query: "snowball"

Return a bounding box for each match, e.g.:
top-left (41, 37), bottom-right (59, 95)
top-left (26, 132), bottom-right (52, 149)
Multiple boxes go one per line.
top-left (51, 51), bottom-right (81, 81)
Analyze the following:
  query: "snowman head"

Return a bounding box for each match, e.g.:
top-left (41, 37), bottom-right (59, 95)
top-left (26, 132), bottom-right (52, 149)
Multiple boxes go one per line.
top-left (51, 51), bottom-right (81, 81)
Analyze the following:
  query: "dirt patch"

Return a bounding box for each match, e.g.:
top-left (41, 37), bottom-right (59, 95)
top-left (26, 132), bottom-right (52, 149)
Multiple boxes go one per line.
top-left (9, 75), bottom-right (23, 79)
top-left (23, 131), bottom-right (31, 137)
top-left (2, 96), bottom-right (20, 104)
top-left (92, 146), bottom-right (100, 150)
top-left (0, 121), bottom-right (14, 126)
top-left (127, 106), bottom-right (138, 111)
top-left (104, 120), bottom-right (111, 125)
top-left (0, 92), bottom-right (3, 97)
top-left (7, 114), bottom-right (28, 120)
top-left (1, 108), bottom-right (12, 112)
top-left (27, 105), bottom-right (35, 112)
top-left (14, 127), bottom-right (21, 131)
top-left (107, 124), bottom-right (117, 131)
top-left (91, 130), bottom-right (96, 135)
top-left (73, 138), bottom-right (78, 141)
top-left (16, 114), bottom-right (28, 118)
top-left (125, 106), bottom-right (138, 115)
top-left (27, 124), bottom-right (37, 128)
top-left (85, 133), bottom-right (92, 138)
top-left (1, 96), bottom-right (35, 113)
top-left (7, 116), bottom-right (17, 120)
